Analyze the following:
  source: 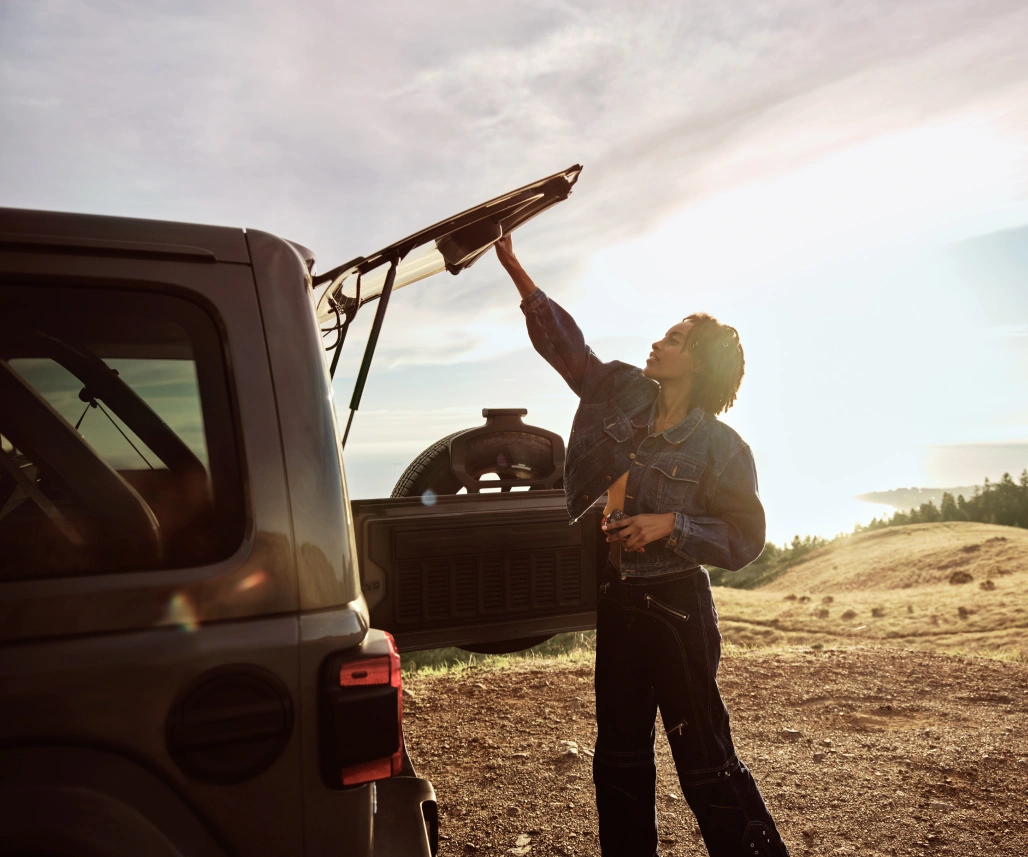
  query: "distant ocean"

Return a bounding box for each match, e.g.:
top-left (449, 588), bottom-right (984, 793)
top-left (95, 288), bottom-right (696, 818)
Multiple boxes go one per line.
top-left (344, 450), bottom-right (424, 502)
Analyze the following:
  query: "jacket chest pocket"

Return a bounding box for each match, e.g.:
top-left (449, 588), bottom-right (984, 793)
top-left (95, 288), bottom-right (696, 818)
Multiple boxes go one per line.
top-left (602, 410), bottom-right (632, 443)
top-left (648, 459), bottom-right (702, 512)
top-left (567, 403), bottom-right (631, 477)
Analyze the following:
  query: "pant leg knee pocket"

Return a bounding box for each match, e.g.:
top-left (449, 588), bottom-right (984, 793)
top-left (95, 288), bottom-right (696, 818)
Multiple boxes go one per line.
top-left (742, 822), bottom-right (789, 857)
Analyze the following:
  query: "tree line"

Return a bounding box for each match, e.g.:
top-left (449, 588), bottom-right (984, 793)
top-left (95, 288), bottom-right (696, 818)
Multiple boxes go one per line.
top-left (855, 470), bottom-right (1028, 532)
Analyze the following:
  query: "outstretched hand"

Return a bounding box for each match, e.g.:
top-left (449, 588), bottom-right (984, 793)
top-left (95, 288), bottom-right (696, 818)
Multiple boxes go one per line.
top-left (494, 232), bottom-right (538, 299)
top-left (495, 233), bottom-right (516, 268)
top-left (603, 513), bottom-right (677, 553)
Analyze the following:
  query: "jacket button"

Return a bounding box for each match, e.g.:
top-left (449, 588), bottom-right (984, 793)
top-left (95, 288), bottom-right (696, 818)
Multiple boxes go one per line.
top-left (669, 538), bottom-right (678, 547)
top-left (628, 453), bottom-right (636, 460)
top-left (580, 493), bottom-right (589, 501)
top-left (604, 475), bottom-right (611, 482)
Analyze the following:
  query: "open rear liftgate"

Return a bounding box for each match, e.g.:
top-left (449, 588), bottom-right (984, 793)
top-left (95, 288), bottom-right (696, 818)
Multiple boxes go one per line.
top-left (314, 165), bottom-right (582, 443)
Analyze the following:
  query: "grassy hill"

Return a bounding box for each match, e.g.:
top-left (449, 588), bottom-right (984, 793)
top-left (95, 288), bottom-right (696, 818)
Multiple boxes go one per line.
top-left (712, 522), bottom-right (1028, 658)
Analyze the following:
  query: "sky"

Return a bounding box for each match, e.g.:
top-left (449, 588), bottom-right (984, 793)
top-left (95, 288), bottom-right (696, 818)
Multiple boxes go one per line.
top-left (3, 0), bottom-right (1027, 543)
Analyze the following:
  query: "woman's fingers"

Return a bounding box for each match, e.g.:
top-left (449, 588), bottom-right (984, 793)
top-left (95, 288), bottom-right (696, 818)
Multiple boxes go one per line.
top-left (606, 513), bottom-right (674, 551)
top-left (604, 528), bottom-right (627, 542)
top-left (623, 529), bottom-right (643, 551)
top-left (602, 518), bottom-right (628, 540)
top-left (604, 519), bottom-right (645, 551)
top-left (605, 515), bottom-right (656, 551)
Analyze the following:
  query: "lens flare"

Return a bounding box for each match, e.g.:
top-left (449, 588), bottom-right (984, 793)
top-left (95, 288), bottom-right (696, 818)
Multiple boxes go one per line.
top-left (166, 592), bottom-right (199, 633)
top-left (234, 569), bottom-right (268, 593)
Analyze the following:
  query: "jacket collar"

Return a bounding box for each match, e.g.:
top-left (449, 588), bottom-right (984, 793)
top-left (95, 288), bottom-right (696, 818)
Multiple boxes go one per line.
top-left (631, 401), bottom-right (708, 444)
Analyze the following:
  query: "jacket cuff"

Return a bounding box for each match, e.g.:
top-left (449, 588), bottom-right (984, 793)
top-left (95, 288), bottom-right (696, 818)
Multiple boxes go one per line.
top-left (667, 513), bottom-right (698, 562)
top-left (519, 287), bottom-right (548, 315)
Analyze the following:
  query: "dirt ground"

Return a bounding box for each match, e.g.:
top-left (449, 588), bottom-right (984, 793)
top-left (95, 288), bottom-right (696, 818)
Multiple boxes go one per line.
top-left (403, 646), bottom-right (1028, 856)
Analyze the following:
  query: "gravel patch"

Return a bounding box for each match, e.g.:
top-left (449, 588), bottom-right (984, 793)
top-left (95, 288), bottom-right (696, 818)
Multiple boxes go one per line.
top-left (404, 646), bottom-right (1028, 855)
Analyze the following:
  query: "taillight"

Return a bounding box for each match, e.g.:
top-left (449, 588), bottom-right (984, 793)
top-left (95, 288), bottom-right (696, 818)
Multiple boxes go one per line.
top-left (320, 630), bottom-right (404, 788)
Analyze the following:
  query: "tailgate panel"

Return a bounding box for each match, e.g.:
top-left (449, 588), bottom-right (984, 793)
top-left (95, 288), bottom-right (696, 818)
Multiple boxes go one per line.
top-left (352, 491), bottom-right (604, 651)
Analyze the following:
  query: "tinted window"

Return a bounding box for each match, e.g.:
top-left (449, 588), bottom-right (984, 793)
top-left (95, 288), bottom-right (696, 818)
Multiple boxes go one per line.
top-left (0, 286), bottom-right (244, 577)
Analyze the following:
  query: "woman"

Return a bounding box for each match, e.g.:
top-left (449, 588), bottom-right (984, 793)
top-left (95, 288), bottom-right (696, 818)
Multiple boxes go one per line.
top-left (496, 235), bottom-right (790, 857)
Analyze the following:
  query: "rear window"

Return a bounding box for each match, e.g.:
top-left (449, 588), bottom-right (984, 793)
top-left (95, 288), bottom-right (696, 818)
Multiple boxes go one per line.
top-left (0, 285), bottom-right (244, 578)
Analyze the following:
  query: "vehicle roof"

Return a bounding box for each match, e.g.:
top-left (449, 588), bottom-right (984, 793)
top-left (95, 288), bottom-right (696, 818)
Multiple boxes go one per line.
top-left (0, 206), bottom-right (251, 264)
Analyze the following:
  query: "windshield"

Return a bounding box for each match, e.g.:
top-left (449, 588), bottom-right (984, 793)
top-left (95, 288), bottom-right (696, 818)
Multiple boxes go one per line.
top-left (336, 242), bottom-right (447, 304)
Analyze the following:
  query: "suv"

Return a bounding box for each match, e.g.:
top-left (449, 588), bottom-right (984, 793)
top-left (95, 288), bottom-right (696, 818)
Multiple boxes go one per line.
top-left (0, 166), bottom-right (606, 855)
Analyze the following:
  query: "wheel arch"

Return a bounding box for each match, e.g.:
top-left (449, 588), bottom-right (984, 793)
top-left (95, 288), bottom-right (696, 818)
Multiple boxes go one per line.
top-left (0, 745), bottom-right (229, 857)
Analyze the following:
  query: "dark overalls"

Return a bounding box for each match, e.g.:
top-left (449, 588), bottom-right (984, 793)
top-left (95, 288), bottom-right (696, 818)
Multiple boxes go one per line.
top-left (521, 288), bottom-right (790, 857)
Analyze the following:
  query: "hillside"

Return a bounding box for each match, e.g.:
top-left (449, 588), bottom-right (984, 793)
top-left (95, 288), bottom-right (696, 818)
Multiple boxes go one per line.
top-left (764, 521), bottom-right (1028, 591)
top-left (712, 522), bottom-right (1028, 656)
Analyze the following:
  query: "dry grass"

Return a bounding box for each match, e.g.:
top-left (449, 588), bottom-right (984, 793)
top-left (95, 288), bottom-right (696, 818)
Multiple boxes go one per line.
top-left (714, 522), bottom-right (1028, 660)
top-left (762, 521), bottom-right (1028, 592)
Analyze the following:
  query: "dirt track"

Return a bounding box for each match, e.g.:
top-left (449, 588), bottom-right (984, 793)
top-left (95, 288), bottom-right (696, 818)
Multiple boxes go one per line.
top-left (404, 646), bottom-right (1028, 856)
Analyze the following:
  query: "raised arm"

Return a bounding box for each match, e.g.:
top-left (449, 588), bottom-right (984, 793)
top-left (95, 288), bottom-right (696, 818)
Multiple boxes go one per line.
top-left (495, 235), bottom-right (537, 300)
top-left (496, 235), bottom-right (611, 399)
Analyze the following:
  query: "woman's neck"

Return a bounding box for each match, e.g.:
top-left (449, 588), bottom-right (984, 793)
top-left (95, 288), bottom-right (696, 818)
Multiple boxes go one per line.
top-left (654, 382), bottom-right (694, 432)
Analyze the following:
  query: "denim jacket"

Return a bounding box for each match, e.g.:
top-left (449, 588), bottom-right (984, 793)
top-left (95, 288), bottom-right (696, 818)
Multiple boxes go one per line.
top-left (521, 288), bottom-right (766, 579)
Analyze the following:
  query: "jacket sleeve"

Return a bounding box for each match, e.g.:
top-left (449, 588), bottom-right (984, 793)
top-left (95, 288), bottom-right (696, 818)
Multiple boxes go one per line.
top-left (666, 445), bottom-right (766, 571)
top-left (520, 288), bottom-right (611, 399)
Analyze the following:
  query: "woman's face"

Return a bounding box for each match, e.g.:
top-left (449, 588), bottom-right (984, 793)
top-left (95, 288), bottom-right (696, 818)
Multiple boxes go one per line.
top-left (642, 320), bottom-right (695, 382)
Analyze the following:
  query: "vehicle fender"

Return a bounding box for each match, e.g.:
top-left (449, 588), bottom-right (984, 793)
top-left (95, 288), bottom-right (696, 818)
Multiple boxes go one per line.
top-left (0, 746), bottom-right (228, 857)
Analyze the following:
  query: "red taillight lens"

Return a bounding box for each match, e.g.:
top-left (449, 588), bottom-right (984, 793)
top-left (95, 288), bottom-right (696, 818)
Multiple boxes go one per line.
top-left (339, 658), bottom-right (391, 686)
top-left (336, 631), bottom-right (403, 786)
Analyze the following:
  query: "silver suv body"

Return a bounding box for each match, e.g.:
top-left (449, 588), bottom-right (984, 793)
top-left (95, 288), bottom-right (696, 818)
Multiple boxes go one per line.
top-left (0, 168), bottom-right (597, 855)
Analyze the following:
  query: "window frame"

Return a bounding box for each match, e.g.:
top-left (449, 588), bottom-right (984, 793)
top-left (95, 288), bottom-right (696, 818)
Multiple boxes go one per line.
top-left (1, 283), bottom-right (246, 578)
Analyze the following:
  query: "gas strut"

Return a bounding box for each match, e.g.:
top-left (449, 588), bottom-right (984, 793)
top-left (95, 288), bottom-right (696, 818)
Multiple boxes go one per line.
top-left (326, 271), bottom-right (359, 380)
top-left (341, 253), bottom-right (399, 448)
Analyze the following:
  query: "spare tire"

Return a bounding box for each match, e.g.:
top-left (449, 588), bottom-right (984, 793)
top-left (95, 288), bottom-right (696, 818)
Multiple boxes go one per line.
top-left (390, 430), bottom-right (563, 499)
top-left (390, 416), bottom-right (564, 654)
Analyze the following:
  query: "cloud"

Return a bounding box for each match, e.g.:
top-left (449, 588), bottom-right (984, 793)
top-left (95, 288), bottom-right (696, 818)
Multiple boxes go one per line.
top-left (4, 1), bottom-right (1026, 241)
top-left (4, 0), bottom-right (1028, 404)
top-left (986, 324), bottom-right (1028, 338)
